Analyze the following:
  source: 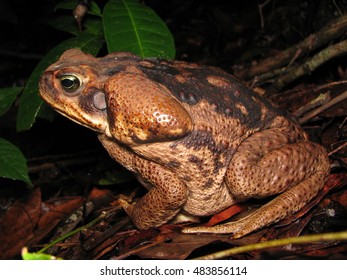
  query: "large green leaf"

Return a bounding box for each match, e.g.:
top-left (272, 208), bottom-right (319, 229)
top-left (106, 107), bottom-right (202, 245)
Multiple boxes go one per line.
top-left (0, 138), bottom-right (31, 185)
top-left (103, 0), bottom-right (175, 59)
top-left (0, 87), bottom-right (23, 117)
top-left (16, 32), bottom-right (104, 131)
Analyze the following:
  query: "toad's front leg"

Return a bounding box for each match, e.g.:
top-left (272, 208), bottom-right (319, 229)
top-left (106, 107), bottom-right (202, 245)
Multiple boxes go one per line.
top-left (98, 135), bottom-right (188, 230)
top-left (121, 160), bottom-right (189, 230)
top-left (183, 127), bottom-right (330, 238)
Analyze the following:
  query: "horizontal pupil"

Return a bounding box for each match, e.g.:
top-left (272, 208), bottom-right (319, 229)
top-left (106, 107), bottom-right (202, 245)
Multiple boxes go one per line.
top-left (62, 78), bottom-right (75, 88)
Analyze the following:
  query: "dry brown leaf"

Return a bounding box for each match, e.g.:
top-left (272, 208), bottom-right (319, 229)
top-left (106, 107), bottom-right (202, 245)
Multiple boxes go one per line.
top-left (0, 188), bottom-right (42, 259)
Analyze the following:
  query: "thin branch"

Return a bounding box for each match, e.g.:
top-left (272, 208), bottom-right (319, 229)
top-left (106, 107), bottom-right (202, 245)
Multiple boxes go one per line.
top-left (328, 141), bottom-right (347, 156)
top-left (273, 40), bottom-right (347, 91)
top-left (333, 0), bottom-right (343, 15)
top-left (37, 211), bottom-right (108, 254)
top-left (236, 14), bottom-right (347, 80)
top-left (193, 231), bottom-right (347, 260)
top-left (293, 92), bottom-right (331, 118)
top-left (299, 89), bottom-right (347, 124)
top-left (258, 0), bottom-right (272, 29)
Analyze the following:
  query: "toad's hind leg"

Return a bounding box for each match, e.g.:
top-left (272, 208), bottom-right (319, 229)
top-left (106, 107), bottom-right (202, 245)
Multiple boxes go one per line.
top-left (183, 128), bottom-right (330, 238)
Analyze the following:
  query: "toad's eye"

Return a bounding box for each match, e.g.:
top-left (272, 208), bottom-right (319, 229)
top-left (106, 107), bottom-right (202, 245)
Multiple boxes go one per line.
top-left (60, 74), bottom-right (82, 93)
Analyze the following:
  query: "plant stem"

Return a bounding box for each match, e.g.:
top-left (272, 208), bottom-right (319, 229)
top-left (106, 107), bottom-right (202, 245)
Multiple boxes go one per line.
top-left (37, 211), bottom-right (108, 254)
top-left (193, 231), bottom-right (347, 260)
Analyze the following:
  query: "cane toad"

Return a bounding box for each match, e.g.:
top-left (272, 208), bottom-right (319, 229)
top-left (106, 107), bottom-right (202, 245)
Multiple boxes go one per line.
top-left (39, 49), bottom-right (330, 238)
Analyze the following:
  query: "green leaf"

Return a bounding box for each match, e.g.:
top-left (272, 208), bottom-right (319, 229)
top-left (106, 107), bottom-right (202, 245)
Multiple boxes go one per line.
top-left (16, 32), bottom-right (104, 131)
top-left (0, 87), bottom-right (23, 117)
top-left (54, 0), bottom-right (76, 11)
top-left (103, 0), bottom-right (175, 59)
top-left (0, 138), bottom-right (31, 185)
top-left (85, 17), bottom-right (104, 36)
top-left (49, 15), bottom-right (79, 35)
top-left (22, 248), bottom-right (63, 260)
top-left (88, 1), bottom-right (103, 17)
top-left (50, 15), bottom-right (103, 36)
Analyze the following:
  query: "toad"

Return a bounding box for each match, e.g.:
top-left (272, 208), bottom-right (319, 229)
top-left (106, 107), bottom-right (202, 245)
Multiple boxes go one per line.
top-left (39, 49), bottom-right (330, 238)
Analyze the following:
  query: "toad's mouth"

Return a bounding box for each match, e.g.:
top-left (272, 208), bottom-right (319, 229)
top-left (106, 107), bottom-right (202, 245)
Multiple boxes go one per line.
top-left (40, 90), bottom-right (109, 136)
top-left (57, 107), bottom-right (109, 133)
top-left (39, 77), bottom-right (110, 136)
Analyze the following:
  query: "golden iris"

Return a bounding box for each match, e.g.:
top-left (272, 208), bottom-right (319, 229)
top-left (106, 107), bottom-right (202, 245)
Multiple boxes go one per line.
top-left (60, 74), bottom-right (81, 93)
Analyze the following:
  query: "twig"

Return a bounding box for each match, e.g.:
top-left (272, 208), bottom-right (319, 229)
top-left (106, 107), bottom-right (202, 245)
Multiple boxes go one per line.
top-left (299, 89), bottom-right (347, 124)
top-left (273, 40), bottom-right (347, 91)
top-left (257, 60), bottom-right (347, 86)
top-left (254, 66), bottom-right (288, 85)
top-left (314, 80), bottom-right (347, 91)
top-left (236, 14), bottom-right (347, 80)
top-left (47, 202), bottom-right (94, 255)
top-left (293, 92), bottom-right (331, 118)
top-left (328, 141), bottom-right (347, 156)
top-left (193, 231), bottom-right (347, 260)
top-left (333, 0), bottom-right (342, 15)
top-left (37, 211), bottom-right (108, 254)
top-left (258, 0), bottom-right (272, 29)
top-left (287, 48), bottom-right (302, 68)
